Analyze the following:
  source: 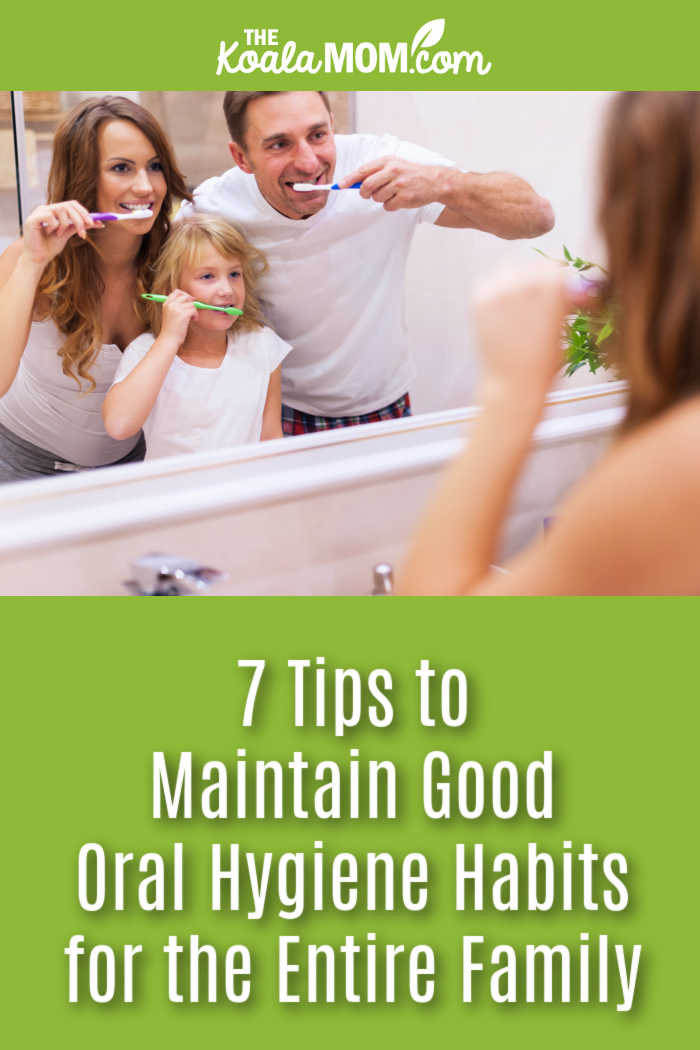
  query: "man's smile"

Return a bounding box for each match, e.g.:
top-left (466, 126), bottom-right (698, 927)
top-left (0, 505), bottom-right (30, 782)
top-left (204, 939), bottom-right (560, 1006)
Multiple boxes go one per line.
top-left (283, 170), bottom-right (330, 195)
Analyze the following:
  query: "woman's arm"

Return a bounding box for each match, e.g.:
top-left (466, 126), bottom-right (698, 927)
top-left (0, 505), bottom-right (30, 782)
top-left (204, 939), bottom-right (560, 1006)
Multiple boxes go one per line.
top-left (0, 242), bottom-right (44, 397)
top-left (397, 267), bottom-right (589, 595)
top-left (260, 366), bottom-right (283, 440)
top-left (103, 291), bottom-right (196, 440)
top-left (0, 202), bottom-right (98, 397)
top-left (398, 265), bottom-right (700, 596)
top-left (399, 382), bottom-right (548, 594)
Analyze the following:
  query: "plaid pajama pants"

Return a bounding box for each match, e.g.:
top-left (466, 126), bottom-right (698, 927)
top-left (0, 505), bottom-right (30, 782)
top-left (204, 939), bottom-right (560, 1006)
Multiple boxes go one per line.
top-left (281, 393), bottom-right (411, 435)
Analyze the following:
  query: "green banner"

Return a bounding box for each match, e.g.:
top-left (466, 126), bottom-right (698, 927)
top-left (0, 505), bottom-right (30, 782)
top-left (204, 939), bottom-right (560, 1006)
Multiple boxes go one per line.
top-left (2, 597), bottom-right (696, 1045)
top-left (3, 0), bottom-right (700, 88)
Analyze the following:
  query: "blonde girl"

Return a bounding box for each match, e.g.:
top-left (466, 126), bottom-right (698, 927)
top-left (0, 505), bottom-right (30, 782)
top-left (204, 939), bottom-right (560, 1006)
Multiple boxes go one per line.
top-left (103, 213), bottom-right (290, 459)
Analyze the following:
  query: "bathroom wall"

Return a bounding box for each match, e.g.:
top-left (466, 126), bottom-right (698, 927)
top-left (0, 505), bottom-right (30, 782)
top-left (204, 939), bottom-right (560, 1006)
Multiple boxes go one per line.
top-left (2, 90), bottom-right (613, 412)
top-left (354, 92), bottom-right (612, 412)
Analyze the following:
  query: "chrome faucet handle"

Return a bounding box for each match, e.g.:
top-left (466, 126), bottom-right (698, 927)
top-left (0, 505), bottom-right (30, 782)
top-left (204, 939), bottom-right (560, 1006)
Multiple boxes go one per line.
top-left (124, 553), bottom-right (228, 596)
top-left (371, 562), bottom-right (394, 595)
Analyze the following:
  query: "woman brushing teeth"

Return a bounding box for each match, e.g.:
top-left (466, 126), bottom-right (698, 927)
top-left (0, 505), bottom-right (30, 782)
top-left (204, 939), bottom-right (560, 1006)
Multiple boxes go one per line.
top-left (0, 95), bottom-right (190, 481)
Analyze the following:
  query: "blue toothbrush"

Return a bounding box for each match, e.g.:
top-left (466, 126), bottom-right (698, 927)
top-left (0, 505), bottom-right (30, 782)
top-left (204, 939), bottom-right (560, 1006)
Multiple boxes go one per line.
top-left (293, 181), bottom-right (363, 191)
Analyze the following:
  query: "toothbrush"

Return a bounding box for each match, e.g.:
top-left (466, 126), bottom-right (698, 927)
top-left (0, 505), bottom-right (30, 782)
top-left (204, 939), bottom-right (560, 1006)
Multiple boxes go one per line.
top-left (292, 181), bottom-right (363, 191)
top-left (40, 208), bottom-right (153, 230)
top-left (90, 209), bottom-right (153, 222)
top-left (141, 293), bottom-right (243, 317)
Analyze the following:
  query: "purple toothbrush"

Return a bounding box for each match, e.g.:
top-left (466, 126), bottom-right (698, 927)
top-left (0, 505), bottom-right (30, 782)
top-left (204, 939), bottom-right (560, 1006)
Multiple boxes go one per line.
top-left (89, 209), bottom-right (153, 222)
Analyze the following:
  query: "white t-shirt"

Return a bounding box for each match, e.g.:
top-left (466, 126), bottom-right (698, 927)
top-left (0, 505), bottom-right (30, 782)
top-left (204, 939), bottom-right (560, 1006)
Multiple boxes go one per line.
top-left (111, 326), bottom-right (291, 461)
top-left (180, 133), bottom-right (455, 417)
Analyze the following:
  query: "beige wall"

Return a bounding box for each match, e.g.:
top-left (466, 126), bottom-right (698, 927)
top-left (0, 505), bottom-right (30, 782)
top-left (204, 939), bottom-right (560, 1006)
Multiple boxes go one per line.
top-left (354, 92), bottom-right (612, 412)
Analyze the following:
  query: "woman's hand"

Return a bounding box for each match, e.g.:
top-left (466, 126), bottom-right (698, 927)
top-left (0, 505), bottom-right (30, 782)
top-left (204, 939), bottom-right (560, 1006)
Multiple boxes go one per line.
top-left (21, 201), bottom-right (101, 268)
top-left (0, 203), bottom-right (99, 396)
top-left (397, 264), bottom-right (595, 596)
top-left (160, 290), bottom-right (197, 347)
top-left (472, 265), bottom-right (592, 405)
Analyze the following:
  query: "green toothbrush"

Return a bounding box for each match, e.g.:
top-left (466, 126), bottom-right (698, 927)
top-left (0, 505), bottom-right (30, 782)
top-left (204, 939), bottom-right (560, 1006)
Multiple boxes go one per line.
top-left (141, 293), bottom-right (243, 316)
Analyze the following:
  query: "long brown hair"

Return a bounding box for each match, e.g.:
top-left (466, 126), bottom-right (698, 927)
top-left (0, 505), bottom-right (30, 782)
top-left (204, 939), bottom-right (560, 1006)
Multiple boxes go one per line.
top-left (598, 92), bottom-right (700, 429)
top-left (146, 214), bottom-right (268, 336)
top-left (37, 95), bottom-right (191, 389)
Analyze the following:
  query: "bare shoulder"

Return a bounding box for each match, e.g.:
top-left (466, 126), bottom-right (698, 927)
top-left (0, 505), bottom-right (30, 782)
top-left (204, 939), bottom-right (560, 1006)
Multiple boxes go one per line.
top-left (617, 396), bottom-right (700, 496)
top-left (652, 393), bottom-right (700, 455)
top-left (497, 397), bottom-right (700, 595)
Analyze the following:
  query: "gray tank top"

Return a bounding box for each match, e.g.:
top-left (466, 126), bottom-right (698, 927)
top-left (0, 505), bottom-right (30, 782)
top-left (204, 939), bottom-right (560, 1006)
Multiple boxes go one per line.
top-left (0, 318), bottom-right (140, 466)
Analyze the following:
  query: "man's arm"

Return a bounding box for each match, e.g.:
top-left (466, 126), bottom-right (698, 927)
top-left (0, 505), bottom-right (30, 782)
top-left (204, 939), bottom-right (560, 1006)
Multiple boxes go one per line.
top-left (339, 157), bottom-right (554, 240)
top-left (434, 168), bottom-right (554, 239)
top-left (260, 367), bottom-right (283, 441)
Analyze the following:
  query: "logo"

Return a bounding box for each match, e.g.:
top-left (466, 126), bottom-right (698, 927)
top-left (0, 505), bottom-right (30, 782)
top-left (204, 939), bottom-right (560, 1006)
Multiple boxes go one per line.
top-left (216, 20), bottom-right (493, 77)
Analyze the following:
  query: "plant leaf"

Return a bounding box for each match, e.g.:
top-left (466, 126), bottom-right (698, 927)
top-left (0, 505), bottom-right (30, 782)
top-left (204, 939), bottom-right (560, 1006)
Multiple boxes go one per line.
top-left (596, 320), bottom-right (614, 345)
top-left (563, 245), bottom-right (573, 262)
top-left (411, 18), bottom-right (445, 55)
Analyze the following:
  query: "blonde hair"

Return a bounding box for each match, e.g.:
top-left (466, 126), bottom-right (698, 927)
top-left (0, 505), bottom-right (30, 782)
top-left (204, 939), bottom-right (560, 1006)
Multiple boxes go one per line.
top-left (146, 213), bottom-right (268, 335)
top-left (37, 95), bottom-right (191, 390)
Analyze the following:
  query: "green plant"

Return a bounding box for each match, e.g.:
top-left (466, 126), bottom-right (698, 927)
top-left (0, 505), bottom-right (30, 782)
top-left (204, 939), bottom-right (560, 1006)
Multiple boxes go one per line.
top-left (535, 245), bottom-right (615, 376)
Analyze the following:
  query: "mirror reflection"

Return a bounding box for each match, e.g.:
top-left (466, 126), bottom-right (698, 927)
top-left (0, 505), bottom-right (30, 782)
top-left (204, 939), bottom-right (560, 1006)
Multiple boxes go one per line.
top-left (0, 91), bottom-right (612, 484)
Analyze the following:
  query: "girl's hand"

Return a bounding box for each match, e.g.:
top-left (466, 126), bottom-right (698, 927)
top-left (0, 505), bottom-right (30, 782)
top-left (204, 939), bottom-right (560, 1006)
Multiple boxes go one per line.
top-left (160, 290), bottom-right (197, 345)
top-left (472, 265), bottom-right (592, 405)
top-left (21, 202), bottom-right (101, 267)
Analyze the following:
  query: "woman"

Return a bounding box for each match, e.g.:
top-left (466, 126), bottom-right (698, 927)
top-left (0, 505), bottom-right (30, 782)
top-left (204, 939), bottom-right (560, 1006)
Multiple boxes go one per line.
top-left (399, 92), bottom-right (700, 596)
top-left (0, 95), bottom-right (190, 480)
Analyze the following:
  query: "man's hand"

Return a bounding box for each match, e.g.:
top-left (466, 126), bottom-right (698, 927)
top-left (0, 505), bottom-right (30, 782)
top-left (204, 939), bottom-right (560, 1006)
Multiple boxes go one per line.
top-left (339, 156), bottom-right (448, 212)
top-left (340, 156), bottom-right (554, 238)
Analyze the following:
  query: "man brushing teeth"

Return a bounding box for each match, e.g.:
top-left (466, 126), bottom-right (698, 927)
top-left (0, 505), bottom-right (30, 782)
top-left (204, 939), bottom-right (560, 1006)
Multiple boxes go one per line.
top-left (182, 91), bottom-right (554, 433)
top-left (223, 91), bottom-right (337, 221)
top-left (285, 171), bottom-right (330, 203)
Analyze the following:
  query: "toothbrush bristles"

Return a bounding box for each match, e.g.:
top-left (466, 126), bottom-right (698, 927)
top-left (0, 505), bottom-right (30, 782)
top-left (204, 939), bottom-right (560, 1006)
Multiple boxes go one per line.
top-left (116, 209), bottom-right (153, 220)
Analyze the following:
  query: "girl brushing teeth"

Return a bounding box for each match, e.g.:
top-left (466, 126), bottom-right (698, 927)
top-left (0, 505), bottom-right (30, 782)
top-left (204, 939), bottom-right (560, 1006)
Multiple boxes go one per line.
top-left (103, 214), bottom-right (291, 460)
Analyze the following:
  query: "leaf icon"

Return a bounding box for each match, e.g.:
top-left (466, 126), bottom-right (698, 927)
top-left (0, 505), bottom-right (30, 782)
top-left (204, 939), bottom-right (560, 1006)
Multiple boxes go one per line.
top-left (411, 18), bottom-right (445, 55)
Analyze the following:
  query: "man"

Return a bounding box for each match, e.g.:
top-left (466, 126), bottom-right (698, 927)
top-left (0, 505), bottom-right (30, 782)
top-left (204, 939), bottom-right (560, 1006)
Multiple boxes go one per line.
top-left (181, 91), bottom-right (554, 434)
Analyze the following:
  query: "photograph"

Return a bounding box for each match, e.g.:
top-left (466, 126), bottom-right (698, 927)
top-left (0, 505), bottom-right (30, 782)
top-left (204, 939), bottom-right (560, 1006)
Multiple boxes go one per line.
top-left (1, 9), bottom-right (698, 1048)
top-left (0, 89), bottom-right (647, 595)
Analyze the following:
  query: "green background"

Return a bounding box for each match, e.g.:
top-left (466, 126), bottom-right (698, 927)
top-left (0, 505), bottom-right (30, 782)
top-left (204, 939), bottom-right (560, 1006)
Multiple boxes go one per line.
top-left (2, 598), bottom-right (696, 1044)
top-left (2, 0), bottom-right (699, 88)
top-left (2, 2), bottom-right (699, 1043)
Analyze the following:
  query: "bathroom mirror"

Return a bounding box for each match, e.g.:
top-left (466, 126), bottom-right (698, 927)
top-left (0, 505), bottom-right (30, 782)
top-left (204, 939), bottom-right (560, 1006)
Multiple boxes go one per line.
top-left (0, 379), bottom-right (627, 595)
top-left (1, 90), bottom-right (614, 495)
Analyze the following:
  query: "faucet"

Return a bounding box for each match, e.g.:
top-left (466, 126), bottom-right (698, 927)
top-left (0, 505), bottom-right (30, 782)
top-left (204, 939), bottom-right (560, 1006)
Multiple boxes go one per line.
top-left (371, 563), bottom-right (394, 595)
top-left (124, 554), bottom-right (227, 596)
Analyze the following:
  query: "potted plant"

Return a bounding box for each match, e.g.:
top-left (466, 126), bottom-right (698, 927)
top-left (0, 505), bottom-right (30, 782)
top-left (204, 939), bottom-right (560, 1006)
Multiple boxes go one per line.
top-left (537, 246), bottom-right (615, 376)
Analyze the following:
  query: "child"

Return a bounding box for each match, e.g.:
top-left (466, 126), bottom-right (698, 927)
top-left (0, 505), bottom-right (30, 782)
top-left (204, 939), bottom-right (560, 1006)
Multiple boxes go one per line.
top-left (103, 214), bottom-right (290, 460)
